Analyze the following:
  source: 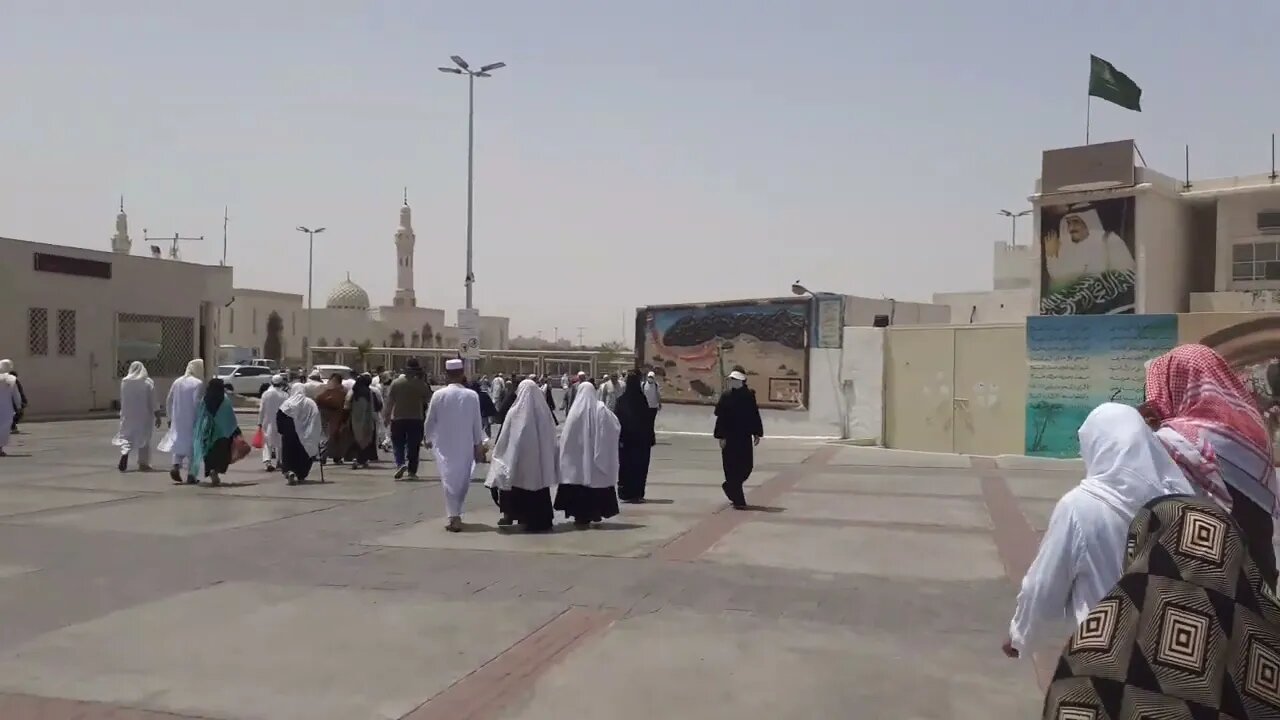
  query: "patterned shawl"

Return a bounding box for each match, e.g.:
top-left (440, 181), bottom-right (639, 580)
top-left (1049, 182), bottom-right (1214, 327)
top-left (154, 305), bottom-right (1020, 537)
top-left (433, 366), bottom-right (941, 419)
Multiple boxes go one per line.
top-left (1143, 344), bottom-right (1277, 517)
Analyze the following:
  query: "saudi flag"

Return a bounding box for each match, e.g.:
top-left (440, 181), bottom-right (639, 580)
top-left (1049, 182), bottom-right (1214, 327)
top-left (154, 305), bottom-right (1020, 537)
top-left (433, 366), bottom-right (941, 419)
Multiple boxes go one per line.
top-left (1088, 55), bottom-right (1142, 112)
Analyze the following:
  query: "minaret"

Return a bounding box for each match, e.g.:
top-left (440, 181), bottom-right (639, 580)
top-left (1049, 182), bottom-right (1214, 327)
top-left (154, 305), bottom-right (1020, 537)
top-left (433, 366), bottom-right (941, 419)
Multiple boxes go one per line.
top-left (393, 187), bottom-right (417, 307)
top-left (111, 196), bottom-right (132, 254)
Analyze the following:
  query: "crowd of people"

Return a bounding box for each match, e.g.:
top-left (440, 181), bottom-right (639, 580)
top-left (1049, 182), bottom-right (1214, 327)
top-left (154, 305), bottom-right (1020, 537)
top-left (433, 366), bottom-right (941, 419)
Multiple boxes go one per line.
top-left (1007, 344), bottom-right (1280, 718)
top-left (56, 354), bottom-right (762, 534)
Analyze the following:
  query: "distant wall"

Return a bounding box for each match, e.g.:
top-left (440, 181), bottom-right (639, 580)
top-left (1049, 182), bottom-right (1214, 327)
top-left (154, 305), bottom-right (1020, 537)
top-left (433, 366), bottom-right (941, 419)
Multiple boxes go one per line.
top-left (931, 288), bottom-right (1034, 324)
top-left (841, 327), bottom-right (884, 444)
top-left (1136, 191), bottom-right (1192, 313)
top-left (844, 296), bottom-right (949, 327)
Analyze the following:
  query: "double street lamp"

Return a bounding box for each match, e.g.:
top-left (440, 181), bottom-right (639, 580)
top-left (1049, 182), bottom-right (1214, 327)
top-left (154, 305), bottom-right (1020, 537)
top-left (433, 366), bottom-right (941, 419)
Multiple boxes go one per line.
top-left (296, 225), bottom-right (326, 360)
top-left (998, 209), bottom-right (1031, 245)
top-left (439, 55), bottom-right (506, 313)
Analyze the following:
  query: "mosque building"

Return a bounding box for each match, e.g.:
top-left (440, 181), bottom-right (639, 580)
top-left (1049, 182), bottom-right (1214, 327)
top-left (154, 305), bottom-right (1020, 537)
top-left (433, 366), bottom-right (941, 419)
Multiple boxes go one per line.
top-left (217, 194), bottom-right (509, 363)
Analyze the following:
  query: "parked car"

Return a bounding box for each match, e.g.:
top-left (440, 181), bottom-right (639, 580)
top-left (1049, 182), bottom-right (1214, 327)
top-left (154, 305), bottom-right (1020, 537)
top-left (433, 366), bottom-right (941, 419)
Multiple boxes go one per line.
top-left (247, 358), bottom-right (279, 371)
top-left (309, 364), bottom-right (354, 381)
top-left (214, 364), bottom-right (276, 398)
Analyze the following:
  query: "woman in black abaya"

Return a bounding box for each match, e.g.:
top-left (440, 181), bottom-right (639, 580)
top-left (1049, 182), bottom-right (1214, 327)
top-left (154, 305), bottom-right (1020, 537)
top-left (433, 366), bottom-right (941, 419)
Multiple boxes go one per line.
top-left (616, 371), bottom-right (656, 503)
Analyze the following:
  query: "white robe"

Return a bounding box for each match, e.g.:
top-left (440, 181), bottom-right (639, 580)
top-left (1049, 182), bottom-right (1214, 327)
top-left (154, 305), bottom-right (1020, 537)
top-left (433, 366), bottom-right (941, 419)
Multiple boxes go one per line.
top-left (485, 379), bottom-right (560, 493)
top-left (424, 383), bottom-right (486, 517)
top-left (158, 375), bottom-right (204, 460)
top-left (258, 386), bottom-right (288, 454)
top-left (280, 386), bottom-right (323, 457)
top-left (559, 383), bottom-right (621, 489)
top-left (0, 375), bottom-right (19, 450)
top-left (113, 375), bottom-right (156, 449)
top-left (1008, 403), bottom-right (1193, 653)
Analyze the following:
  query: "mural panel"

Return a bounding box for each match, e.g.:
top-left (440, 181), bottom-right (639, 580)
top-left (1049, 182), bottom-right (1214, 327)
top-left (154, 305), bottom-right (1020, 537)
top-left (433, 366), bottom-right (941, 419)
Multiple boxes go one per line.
top-left (1039, 196), bottom-right (1137, 315)
top-left (639, 300), bottom-right (808, 409)
top-left (1025, 314), bottom-right (1176, 457)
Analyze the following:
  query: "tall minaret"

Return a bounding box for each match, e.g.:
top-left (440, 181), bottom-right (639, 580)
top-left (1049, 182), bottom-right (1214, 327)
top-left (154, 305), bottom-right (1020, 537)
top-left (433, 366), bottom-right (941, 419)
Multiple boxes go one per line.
top-left (111, 196), bottom-right (132, 254)
top-left (393, 187), bottom-right (417, 307)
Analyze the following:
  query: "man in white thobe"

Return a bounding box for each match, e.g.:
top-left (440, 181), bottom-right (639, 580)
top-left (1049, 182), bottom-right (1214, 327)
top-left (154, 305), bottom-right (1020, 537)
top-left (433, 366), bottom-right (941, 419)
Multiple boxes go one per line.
top-left (158, 358), bottom-right (205, 484)
top-left (303, 372), bottom-right (325, 400)
top-left (0, 360), bottom-right (20, 457)
top-left (424, 358), bottom-right (486, 532)
top-left (598, 374), bottom-right (620, 412)
top-left (258, 374), bottom-right (289, 472)
top-left (113, 361), bottom-right (159, 472)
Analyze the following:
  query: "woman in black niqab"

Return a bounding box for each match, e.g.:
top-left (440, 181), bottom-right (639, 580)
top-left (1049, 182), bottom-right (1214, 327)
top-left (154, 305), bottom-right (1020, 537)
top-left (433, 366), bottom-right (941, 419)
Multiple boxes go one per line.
top-left (616, 371), bottom-right (656, 503)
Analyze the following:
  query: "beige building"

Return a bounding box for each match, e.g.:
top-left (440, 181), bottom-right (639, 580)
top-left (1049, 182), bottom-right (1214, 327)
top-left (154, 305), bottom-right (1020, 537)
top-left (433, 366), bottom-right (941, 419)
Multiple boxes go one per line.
top-left (0, 231), bottom-right (232, 416)
top-left (932, 242), bottom-right (1036, 324)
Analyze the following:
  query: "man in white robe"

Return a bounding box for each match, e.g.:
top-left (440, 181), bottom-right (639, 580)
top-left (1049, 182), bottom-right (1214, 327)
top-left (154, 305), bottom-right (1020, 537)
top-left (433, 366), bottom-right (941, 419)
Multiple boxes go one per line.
top-left (303, 371), bottom-right (325, 400)
top-left (0, 359), bottom-right (20, 457)
top-left (258, 374), bottom-right (289, 471)
top-left (1003, 403), bottom-right (1193, 658)
top-left (113, 361), bottom-right (159, 472)
top-left (158, 358), bottom-right (205, 484)
top-left (423, 359), bottom-right (486, 532)
top-left (597, 374), bottom-right (620, 412)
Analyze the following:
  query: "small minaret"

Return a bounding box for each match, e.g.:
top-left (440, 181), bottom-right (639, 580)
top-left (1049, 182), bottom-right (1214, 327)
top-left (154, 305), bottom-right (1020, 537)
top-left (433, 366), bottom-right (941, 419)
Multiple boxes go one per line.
top-left (111, 196), bottom-right (132, 254)
top-left (393, 187), bottom-right (417, 307)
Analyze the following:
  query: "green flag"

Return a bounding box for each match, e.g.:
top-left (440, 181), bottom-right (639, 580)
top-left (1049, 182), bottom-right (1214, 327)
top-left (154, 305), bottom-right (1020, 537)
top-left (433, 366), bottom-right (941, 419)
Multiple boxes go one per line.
top-left (1088, 55), bottom-right (1142, 111)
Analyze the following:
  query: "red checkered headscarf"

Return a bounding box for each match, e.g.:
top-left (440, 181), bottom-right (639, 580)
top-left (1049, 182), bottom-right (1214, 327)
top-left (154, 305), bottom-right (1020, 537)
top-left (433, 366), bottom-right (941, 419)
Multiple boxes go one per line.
top-left (1144, 344), bottom-right (1270, 454)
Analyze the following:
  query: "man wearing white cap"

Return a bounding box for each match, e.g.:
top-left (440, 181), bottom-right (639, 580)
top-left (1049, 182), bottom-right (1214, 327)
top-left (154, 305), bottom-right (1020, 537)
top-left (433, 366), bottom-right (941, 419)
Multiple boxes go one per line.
top-left (424, 358), bottom-right (487, 532)
top-left (257, 374), bottom-right (289, 472)
top-left (713, 369), bottom-right (763, 509)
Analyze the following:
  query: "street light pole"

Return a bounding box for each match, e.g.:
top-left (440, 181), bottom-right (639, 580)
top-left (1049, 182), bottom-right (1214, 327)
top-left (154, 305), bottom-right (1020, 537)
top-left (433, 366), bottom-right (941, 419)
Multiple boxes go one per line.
top-left (440, 56), bottom-right (506, 313)
top-left (296, 225), bottom-right (326, 364)
top-left (998, 209), bottom-right (1031, 245)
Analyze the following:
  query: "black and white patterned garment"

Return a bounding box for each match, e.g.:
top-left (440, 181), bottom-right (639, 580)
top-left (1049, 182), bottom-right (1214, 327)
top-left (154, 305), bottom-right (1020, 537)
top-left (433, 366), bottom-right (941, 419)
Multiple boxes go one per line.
top-left (1043, 495), bottom-right (1280, 719)
top-left (1040, 269), bottom-right (1136, 316)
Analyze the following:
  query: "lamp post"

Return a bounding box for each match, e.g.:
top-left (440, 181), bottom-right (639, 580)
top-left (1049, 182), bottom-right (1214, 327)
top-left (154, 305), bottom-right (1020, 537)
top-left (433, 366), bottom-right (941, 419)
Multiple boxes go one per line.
top-left (295, 225), bottom-right (326, 364)
top-left (439, 55), bottom-right (506, 314)
top-left (998, 209), bottom-right (1031, 245)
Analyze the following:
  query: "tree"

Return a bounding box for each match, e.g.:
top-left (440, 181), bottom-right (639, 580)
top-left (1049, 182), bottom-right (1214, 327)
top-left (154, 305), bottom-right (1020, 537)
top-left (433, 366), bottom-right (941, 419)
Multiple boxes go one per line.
top-left (264, 311), bottom-right (284, 361)
top-left (410, 331), bottom-right (421, 347)
top-left (434, 332), bottom-right (442, 347)
top-left (333, 338), bottom-right (344, 347)
top-left (422, 323), bottom-right (434, 347)
top-left (317, 337), bottom-right (329, 347)
top-left (355, 340), bottom-right (374, 371)
top-left (390, 330), bottom-right (405, 348)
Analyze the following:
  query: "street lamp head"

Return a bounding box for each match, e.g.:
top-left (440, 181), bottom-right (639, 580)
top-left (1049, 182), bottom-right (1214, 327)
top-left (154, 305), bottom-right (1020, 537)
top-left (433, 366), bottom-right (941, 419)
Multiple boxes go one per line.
top-left (438, 67), bottom-right (464, 74)
top-left (314, 227), bottom-right (326, 234)
top-left (474, 72), bottom-right (491, 78)
top-left (479, 61), bottom-right (506, 72)
top-left (450, 55), bottom-right (469, 70)
top-left (1017, 209), bottom-right (1032, 218)
top-left (296, 226), bottom-right (310, 233)
top-left (791, 282), bottom-right (811, 296)
top-left (998, 209), bottom-right (1013, 217)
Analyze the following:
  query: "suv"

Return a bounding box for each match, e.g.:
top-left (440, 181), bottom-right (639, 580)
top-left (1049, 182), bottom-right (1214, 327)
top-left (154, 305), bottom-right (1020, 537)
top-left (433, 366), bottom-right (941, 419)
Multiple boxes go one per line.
top-left (214, 364), bottom-right (275, 398)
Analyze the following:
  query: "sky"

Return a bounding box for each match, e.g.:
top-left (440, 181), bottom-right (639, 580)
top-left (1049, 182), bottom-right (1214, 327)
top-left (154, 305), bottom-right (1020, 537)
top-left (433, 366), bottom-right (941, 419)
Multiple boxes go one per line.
top-left (5, 1), bottom-right (1280, 344)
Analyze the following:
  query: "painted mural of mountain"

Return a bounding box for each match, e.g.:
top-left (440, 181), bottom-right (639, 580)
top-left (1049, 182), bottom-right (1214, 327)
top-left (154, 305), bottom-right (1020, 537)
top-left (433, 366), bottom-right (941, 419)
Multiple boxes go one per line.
top-left (662, 309), bottom-right (805, 349)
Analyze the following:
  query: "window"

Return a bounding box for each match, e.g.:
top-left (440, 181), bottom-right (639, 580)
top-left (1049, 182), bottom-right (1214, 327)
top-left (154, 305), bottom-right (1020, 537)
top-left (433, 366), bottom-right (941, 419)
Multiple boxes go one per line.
top-left (291, 312), bottom-right (296, 335)
top-left (229, 308), bottom-right (235, 334)
top-left (57, 309), bottom-right (76, 356)
top-left (1258, 211), bottom-right (1280, 233)
top-left (252, 308), bottom-right (258, 333)
top-left (116, 313), bottom-right (195, 377)
top-left (28, 308), bottom-right (48, 356)
top-left (1232, 241), bottom-right (1280, 281)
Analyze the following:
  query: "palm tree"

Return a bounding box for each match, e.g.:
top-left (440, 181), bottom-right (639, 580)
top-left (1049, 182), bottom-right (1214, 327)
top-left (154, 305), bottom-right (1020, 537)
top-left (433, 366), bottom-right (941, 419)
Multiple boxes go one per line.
top-left (410, 331), bottom-right (421, 347)
top-left (422, 323), bottom-right (434, 347)
top-left (264, 311), bottom-right (284, 361)
top-left (434, 332), bottom-right (443, 347)
top-left (355, 340), bottom-right (374, 371)
top-left (390, 330), bottom-right (405, 348)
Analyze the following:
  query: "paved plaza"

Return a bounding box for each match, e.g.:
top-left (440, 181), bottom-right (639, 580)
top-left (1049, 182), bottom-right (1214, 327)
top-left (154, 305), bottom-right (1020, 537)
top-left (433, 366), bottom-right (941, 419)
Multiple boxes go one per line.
top-left (0, 417), bottom-right (1084, 719)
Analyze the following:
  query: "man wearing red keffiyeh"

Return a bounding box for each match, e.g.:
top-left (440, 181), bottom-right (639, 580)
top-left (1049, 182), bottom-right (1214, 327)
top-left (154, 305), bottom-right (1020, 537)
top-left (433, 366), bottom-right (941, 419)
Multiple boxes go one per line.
top-left (1143, 344), bottom-right (1279, 585)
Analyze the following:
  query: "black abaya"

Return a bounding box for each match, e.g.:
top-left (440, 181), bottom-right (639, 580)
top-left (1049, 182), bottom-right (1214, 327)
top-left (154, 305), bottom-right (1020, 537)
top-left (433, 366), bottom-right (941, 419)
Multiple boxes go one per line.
top-left (276, 410), bottom-right (314, 481)
top-left (615, 380), bottom-right (656, 502)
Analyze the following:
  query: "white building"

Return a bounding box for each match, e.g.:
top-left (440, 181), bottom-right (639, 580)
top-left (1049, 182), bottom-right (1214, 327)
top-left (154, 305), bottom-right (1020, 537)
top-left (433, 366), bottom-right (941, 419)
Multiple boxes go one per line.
top-left (1, 201), bottom-right (232, 416)
top-left (932, 242), bottom-right (1037, 324)
top-left (217, 196), bottom-right (509, 364)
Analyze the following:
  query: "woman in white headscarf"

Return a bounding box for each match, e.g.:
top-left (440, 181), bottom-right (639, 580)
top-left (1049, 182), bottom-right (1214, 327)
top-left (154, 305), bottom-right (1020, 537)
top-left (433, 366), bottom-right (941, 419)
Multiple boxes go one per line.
top-left (158, 358), bottom-right (205, 484)
top-left (555, 381), bottom-right (622, 528)
top-left (277, 384), bottom-right (322, 485)
top-left (0, 360), bottom-right (20, 457)
top-left (1003, 402), bottom-right (1194, 659)
top-left (485, 379), bottom-right (559, 532)
top-left (112, 361), bottom-right (159, 472)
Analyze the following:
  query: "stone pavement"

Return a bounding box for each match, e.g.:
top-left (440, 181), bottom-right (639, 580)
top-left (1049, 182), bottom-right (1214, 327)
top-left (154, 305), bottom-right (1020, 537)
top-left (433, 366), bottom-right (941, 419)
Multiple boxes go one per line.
top-left (0, 419), bottom-right (1083, 719)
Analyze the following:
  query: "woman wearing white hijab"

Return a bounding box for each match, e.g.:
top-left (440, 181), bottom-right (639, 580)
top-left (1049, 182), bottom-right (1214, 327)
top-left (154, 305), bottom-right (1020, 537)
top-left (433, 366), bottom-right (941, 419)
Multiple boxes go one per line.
top-left (158, 358), bottom-right (205, 484)
top-left (277, 384), bottom-right (322, 485)
top-left (113, 361), bottom-right (159, 472)
top-left (555, 381), bottom-right (622, 528)
top-left (1003, 402), bottom-right (1194, 659)
top-left (0, 359), bottom-right (20, 457)
top-left (485, 379), bottom-right (559, 532)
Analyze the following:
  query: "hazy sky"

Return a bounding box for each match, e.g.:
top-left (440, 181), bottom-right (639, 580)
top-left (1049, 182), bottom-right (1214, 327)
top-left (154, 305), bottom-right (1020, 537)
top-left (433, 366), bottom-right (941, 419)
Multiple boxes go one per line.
top-left (4, 2), bottom-right (1279, 343)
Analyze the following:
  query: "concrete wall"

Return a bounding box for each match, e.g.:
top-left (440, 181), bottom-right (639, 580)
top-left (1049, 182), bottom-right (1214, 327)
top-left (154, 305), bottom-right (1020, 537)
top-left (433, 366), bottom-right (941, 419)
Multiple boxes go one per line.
top-left (840, 327), bottom-right (884, 444)
top-left (1136, 191), bottom-right (1194, 313)
top-left (217, 289), bottom-right (304, 360)
top-left (0, 237), bottom-right (232, 416)
top-left (1191, 291), bottom-right (1280, 312)
top-left (931, 288), bottom-right (1034, 324)
top-left (844, 296), bottom-right (949, 327)
top-left (992, 241), bottom-right (1034, 289)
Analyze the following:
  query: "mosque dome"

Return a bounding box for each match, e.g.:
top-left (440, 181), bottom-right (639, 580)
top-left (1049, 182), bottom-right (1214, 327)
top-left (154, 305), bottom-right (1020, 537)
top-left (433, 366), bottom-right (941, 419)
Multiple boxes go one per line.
top-left (325, 276), bottom-right (371, 310)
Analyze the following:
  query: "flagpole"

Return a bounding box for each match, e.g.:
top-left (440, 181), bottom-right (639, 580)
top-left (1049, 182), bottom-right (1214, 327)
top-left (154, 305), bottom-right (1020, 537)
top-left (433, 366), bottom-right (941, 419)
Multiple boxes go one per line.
top-left (1085, 94), bottom-right (1091, 145)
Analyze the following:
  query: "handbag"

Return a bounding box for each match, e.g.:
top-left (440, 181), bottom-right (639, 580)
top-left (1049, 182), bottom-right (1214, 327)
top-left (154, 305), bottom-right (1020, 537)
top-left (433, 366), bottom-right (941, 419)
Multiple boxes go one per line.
top-left (230, 434), bottom-right (253, 464)
top-left (250, 427), bottom-right (265, 449)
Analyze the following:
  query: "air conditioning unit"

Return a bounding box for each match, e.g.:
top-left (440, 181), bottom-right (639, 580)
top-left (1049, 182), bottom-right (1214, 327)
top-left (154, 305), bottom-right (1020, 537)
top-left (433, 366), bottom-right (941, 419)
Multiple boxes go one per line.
top-left (1257, 211), bottom-right (1280, 234)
